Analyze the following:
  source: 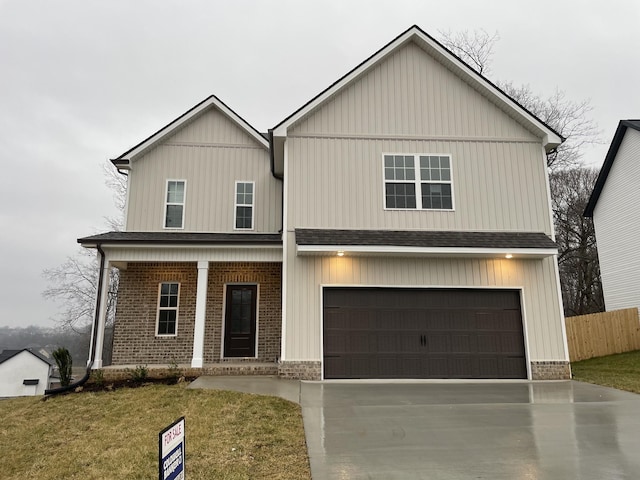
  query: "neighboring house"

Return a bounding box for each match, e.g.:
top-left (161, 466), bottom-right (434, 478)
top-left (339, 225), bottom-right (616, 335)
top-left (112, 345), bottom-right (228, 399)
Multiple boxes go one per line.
top-left (0, 349), bottom-right (54, 397)
top-left (585, 120), bottom-right (640, 312)
top-left (79, 25), bottom-right (570, 381)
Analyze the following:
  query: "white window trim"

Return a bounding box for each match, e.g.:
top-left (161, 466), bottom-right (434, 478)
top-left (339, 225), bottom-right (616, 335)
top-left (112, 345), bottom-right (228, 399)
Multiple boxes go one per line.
top-left (233, 180), bottom-right (255, 231)
top-left (382, 153), bottom-right (455, 211)
top-left (156, 282), bottom-right (180, 337)
top-left (163, 179), bottom-right (186, 229)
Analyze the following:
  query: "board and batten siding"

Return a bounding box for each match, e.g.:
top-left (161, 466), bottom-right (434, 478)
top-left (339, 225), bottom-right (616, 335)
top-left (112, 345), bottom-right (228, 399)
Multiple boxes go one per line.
top-left (593, 128), bottom-right (640, 311)
top-left (287, 137), bottom-right (551, 232)
top-left (285, 41), bottom-right (552, 233)
top-left (126, 108), bottom-right (281, 233)
top-left (290, 41), bottom-right (539, 141)
top-left (283, 236), bottom-right (565, 363)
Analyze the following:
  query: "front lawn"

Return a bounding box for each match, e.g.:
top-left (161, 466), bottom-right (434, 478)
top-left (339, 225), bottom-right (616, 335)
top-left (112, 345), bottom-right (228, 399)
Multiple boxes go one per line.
top-left (572, 350), bottom-right (640, 394)
top-left (0, 384), bottom-right (311, 480)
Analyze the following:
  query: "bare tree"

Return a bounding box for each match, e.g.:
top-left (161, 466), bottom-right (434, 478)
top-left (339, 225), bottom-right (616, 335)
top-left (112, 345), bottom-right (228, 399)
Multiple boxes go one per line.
top-left (499, 83), bottom-right (601, 170)
top-left (438, 30), bottom-right (601, 171)
top-left (438, 30), bottom-right (604, 315)
top-left (438, 29), bottom-right (499, 75)
top-left (43, 161), bottom-right (125, 362)
top-left (103, 161), bottom-right (127, 231)
top-left (550, 168), bottom-right (604, 315)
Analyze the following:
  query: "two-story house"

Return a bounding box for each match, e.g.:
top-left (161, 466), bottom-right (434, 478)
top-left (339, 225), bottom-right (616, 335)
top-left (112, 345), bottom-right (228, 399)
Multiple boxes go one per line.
top-left (79, 26), bottom-right (570, 381)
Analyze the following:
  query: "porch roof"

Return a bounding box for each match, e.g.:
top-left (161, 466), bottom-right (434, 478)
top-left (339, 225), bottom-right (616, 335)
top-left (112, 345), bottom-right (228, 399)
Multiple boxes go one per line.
top-left (295, 229), bottom-right (557, 259)
top-left (78, 231), bottom-right (282, 247)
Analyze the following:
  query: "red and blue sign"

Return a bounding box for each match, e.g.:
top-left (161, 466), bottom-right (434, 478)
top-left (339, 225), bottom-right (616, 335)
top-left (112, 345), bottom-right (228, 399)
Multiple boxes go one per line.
top-left (159, 417), bottom-right (185, 480)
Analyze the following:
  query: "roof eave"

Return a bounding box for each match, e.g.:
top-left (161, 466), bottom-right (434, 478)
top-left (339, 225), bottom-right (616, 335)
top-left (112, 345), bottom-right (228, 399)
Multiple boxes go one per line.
top-left (296, 244), bottom-right (557, 259)
top-left (114, 95), bottom-right (269, 163)
top-left (271, 25), bottom-right (563, 168)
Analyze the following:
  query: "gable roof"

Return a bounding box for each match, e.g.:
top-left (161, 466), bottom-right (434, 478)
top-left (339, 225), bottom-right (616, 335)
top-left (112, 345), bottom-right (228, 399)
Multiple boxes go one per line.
top-left (269, 25), bottom-right (564, 176)
top-left (584, 120), bottom-right (640, 217)
top-left (0, 349), bottom-right (54, 366)
top-left (112, 94), bottom-right (269, 165)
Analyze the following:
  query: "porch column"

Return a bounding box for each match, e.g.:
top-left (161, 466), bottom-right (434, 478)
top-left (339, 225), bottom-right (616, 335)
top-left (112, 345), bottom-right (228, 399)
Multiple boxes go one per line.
top-left (92, 259), bottom-right (111, 369)
top-left (191, 261), bottom-right (209, 368)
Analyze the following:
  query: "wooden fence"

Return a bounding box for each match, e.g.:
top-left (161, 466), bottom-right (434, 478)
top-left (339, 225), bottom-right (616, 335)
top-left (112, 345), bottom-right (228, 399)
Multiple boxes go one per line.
top-left (565, 308), bottom-right (640, 362)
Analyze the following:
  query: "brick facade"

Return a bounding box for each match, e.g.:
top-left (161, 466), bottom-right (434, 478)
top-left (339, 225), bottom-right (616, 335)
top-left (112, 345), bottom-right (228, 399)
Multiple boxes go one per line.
top-left (530, 361), bottom-right (572, 380)
top-left (111, 262), bottom-right (282, 366)
top-left (278, 361), bottom-right (322, 380)
top-left (204, 262), bottom-right (282, 363)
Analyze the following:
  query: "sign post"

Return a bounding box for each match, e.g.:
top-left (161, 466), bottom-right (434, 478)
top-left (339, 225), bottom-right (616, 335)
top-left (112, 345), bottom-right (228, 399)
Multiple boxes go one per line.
top-left (159, 417), bottom-right (185, 480)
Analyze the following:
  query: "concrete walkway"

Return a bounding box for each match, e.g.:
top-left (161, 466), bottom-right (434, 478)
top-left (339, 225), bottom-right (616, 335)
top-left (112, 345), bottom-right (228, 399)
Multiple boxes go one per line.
top-left (189, 375), bottom-right (302, 404)
top-left (191, 378), bottom-right (640, 479)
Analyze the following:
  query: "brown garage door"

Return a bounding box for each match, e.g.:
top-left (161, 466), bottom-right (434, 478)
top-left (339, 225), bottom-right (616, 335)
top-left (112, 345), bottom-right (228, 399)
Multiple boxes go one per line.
top-left (323, 287), bottom-right (527, 379)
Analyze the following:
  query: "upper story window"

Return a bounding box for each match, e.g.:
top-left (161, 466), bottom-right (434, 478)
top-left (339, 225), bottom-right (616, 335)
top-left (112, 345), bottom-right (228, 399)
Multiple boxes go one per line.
top-left (235, 181), bottom-right (254, 230)
top-left (164, 180), bottom-right (186, 228)
top-left (157, 282), bottom-right (179, 336)
top-left (383, 154), bottom-right (453, 210)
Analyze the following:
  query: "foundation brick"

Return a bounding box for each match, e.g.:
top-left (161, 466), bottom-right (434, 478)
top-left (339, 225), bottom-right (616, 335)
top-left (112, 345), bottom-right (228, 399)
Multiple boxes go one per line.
top-left (278, 361), bottom-right (322, 380)
top-left (530, 361), bottom-right (571, 380)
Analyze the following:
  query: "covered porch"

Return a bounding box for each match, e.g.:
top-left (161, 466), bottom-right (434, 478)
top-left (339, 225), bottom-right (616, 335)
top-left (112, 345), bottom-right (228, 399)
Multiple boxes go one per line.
top-left (77, 232), bottom-right (282, 371)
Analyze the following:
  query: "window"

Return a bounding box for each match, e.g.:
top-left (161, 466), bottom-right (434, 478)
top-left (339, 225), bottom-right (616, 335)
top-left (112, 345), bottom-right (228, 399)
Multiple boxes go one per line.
top-left (384, 154), bottom-right (453, 210)
top-left (157, 282), bottom-right (179, 336)
top-left (164, 180), bottom-right (185, 228)
top-left (234, 181), bottom-right (254, 230)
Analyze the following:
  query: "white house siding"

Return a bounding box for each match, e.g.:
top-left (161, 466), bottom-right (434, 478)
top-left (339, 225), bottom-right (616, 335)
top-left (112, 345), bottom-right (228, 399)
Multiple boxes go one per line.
top-left (290, 41), bottom-right (539, 141)
top-left (287, 136), bottom-right (551, 233)
top-left (593, 128), bottom-right (640, 311)
top-left (126, 108), bottom-right (281, 233)
top-left (285, 41), bottom-right (552, 233)
top-left (282, 235), bottom-right (565, 364)
top-left (0, 352), bottom-right (50, 397)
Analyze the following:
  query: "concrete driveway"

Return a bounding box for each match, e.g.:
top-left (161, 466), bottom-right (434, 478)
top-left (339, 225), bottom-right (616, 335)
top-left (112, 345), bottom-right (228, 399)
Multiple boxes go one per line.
top-left (300, 381), bottom-right (640, 480)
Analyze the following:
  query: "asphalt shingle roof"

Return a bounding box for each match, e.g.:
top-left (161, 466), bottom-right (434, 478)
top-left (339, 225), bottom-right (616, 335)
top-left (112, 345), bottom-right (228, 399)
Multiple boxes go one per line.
top-left (78, 231), bottom-right (282, 245)
top-left (295, 229), bottom-right (557, 249)
top-left (0, 349), bottom-right (54, 366)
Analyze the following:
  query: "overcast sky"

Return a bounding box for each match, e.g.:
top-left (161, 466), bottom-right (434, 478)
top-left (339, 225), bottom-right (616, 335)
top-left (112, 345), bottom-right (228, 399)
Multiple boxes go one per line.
top-left (1, 0), bottom-right (638, 329)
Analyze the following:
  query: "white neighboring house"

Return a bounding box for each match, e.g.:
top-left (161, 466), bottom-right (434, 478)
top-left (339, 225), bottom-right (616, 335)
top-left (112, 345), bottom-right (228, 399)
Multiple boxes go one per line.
top-left (0, 349), bottom-right (54, 397)
top-left (585, 120), bottom-right (640, 312)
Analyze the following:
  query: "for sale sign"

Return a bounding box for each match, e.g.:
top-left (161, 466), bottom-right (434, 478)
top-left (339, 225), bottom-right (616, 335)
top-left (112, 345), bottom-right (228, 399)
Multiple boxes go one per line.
top-left (159, 417), bottom-right (185, 480)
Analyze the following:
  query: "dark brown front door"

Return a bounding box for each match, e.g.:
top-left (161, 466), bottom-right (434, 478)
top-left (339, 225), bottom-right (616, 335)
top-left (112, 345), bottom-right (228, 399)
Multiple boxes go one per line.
top-left (224, 285), bottom-right (257, 358)
top-left (323, 287), bottom-right (526, 379)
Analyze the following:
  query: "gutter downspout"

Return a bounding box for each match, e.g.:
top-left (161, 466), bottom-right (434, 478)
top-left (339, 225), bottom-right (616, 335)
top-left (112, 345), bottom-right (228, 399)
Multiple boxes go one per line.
top-left (45, 244), bottom-right (105, 395)
top-left (268, 130), bottom-right (285, 236)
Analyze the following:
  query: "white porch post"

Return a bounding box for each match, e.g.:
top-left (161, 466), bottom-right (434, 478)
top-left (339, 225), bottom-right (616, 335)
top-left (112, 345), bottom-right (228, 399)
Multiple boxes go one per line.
top-left (93, 260), bottom-right (111, 369)
top-left (191, 261), bottom-right (209, 368)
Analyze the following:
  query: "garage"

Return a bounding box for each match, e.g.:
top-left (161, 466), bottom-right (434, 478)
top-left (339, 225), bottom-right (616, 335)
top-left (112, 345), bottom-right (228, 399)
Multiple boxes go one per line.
top-left (323, 287), bottom-right (527, 379)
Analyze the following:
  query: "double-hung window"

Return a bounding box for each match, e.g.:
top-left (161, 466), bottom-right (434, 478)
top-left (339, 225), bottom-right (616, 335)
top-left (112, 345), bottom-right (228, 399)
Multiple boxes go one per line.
top-left (157, 282), bottom-right (179, 336)
top-left (164, 180), bottom-right (185, 228)
top-left (384, 154), bottom-right (453, 210)
top-left (234, 181), bottom-right (254, 230)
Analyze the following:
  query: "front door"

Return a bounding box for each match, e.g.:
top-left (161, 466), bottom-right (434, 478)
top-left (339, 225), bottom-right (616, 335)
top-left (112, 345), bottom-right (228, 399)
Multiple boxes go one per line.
top-left (223, 285), bottom-right (257, 358)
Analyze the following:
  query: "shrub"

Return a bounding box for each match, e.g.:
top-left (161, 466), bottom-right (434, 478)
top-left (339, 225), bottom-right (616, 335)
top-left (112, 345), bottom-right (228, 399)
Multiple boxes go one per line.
top-left (91, 369), bottom-right (105, 387)
top-left (167, 360), bottom-right (181, 383)
top-left (128, 365), bottom-right (148, 383)
top-left (52, 347), bottom-right (73, 387)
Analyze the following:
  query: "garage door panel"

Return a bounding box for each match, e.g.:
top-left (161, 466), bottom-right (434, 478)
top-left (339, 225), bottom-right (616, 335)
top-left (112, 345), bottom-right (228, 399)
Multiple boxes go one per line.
top-left (323, 288), bottom-right (526, 379)
top-left (451, 334), bottom-right (474, 353)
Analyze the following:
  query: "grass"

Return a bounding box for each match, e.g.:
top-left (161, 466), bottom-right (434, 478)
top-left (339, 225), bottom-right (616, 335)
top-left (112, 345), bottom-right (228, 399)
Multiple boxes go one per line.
top-left (572, 350), bottom-right (640, 394)
top-left (0, 384), bottom-right (311, 480)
